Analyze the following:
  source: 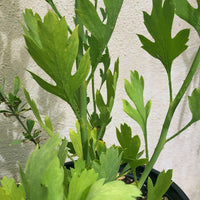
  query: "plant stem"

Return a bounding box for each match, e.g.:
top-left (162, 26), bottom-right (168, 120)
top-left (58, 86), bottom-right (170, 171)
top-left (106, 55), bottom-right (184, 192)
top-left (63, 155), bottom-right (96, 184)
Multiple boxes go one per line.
top-left (143, 125), bottom-right (149, 161)
top-left (79, 82), bottom-right (89, 164)
top-left (138, 46), bottom-right (200, 189)
top-left (168, 72), bottom-right (173, 103)
top-left (166, 120), bottom-right (193, 143)
top-left (92, 76), bottom-right (96, 114)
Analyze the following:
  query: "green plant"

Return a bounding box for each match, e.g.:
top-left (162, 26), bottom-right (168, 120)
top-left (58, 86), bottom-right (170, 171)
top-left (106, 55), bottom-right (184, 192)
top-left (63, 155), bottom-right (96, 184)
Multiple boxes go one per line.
top-left (1, 0), bottom-right (200, 199)
top-left (0, 77), bottom-right (43, 146)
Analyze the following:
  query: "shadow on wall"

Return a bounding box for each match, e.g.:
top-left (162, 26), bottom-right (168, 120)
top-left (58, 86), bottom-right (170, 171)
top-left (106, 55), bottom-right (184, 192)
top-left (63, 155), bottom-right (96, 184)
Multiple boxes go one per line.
top-left (0, 0), bottom-right (34, 181)
top-left (0, 0), bottom-right (69, 181)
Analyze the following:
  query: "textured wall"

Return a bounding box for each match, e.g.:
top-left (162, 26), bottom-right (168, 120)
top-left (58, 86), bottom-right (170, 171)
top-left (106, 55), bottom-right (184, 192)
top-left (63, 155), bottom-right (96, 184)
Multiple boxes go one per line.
top-left (1, 0), bottom-right (200, 199)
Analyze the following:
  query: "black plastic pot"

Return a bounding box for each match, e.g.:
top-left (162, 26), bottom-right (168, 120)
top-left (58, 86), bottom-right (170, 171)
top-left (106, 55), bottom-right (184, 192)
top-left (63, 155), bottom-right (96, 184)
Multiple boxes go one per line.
top-left (64, 162), bottom-right (189, 200)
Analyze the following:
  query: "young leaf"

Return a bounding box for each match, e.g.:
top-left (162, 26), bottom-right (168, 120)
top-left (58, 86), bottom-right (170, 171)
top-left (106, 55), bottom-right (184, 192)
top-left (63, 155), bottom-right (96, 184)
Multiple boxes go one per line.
top-left (95, 59), bottom-right (119, 139)
top-left (173, 0), bottom-right (200, 36)
top-left (13, 76), bottom-right (21, 96)
top-left (26, 119), bottom-right (35, 133)
top-left (147, 170), bottom-right (173, 200)
top-left (138, 0), bottom-right (189, 75)
top-left (86, 178), bottom-right (142, 200)
top-left (92, 147), bottom-right (122, 183)
top-left (123, 71), bottom-right (150, 134)
top-left (116, 123), bottom-right (147, 170)
top-left (100, 47), bottom-right (111, 88)
top-left (19, 134), bottom-right (64, 200)
top-left (188, 88), bottom-right (200, 122)
top-left (0, 177), bottom-right (25, 200)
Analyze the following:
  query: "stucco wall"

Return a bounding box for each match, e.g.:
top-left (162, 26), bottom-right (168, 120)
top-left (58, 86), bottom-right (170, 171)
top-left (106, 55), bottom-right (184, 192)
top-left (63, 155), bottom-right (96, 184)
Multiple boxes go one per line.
top-left (1, 0), bottom-right (200, 199)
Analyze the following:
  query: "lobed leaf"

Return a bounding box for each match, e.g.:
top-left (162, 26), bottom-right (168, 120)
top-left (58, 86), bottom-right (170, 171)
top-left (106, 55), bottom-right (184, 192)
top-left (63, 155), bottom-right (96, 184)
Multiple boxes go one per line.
top-left (173, 0), bottom-right (200, 37)
top-left (123, 71), bottom-right (150, 134)
top-left (138, 0), bottom-right (189, 74)
top-left (92, 147), bottom-right (122, 183)
top-left (0, 177), bottom-right (25, 200)
top-left (76, 0), bottom-right (123, 68)
top-left (19, 134), bottom-right (64, 200)
top-left (67, 169), bottom-right (98, 200)
top-left (23, 9), bottom-right (90, 106)
top-left (147, 170), bottom-right (172, 200)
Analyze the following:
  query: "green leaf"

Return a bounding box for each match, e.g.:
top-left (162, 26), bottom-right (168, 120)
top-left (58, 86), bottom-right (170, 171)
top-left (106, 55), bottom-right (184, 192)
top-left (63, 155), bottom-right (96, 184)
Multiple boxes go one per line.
top-left (0, 177), bottom-right (25, 200)
top-left (76, 0), bottom-right (123, 68)
top-left (86, 178), bottom-right (142, 200)
top-left (116, 124), bottom-right (147, 170)
top-left (173, 0), bottom-right (200, 36)
top-left (19, 134), bottom-right (64, 200)
top-left (58, 138), bottom-right (68, 166)
top-left (123, 71), bottom-right (150, 134)
top-left (67, 169), bottom-right (98, 200)
top-left (147, 170), bottom-right (173, 200)
top-left (26, 119), bottom-right (35, 133)
top-left (44, 115), bottom-right (53, 132)
top-left (188, 88), bottom-right (200, 122)
top-left (13, 76), bottom-right (21, 96)
top-left (23, 10), bottom-right (90, 105)
top-left (100, 47), bottom-right (111, 88)
top-left (24, 88), bottom-right (54, 137)
top-left (116, 123), bottom-right (132, 149)
top-left (70, 127), bottom-right (83, 159)
top-left (92, 147), bottom-right (121, 183)
top-left (138, 0), bottom-right (189, 74)
top-left (9, 140), bottom-right (23, 146)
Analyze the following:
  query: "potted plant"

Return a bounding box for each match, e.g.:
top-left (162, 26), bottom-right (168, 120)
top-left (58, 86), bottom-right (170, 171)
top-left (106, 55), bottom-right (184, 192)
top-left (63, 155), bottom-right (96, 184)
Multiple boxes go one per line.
top-left (0, 0), bottom-right (200, 199)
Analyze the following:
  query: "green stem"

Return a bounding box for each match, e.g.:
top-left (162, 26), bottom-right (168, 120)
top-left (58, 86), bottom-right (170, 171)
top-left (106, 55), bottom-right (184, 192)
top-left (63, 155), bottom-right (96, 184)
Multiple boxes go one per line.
top-left (166, 120), bottom-right (193, 143)
top-left (138, 46), bottom-right (200, 189)
top-left (92, 76), bottom-right (96, 114)
top-left (79, 82), bottom-right (89, 164)
top-left (168, 72), bottom-right (173, 103)
top-left (143, 125), bottom-right (149, 161)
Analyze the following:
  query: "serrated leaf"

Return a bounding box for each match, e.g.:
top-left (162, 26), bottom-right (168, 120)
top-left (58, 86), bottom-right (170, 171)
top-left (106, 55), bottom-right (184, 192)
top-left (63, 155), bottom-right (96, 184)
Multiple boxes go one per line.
top-left (76, 0), bottom-right (123, 68)
top-left (23, 10), bottom-right (90, 106)
top-left (116, 123), bottom-right (132, 149)
top-left (116, 124), bottom-right (147, 170)
top-left (123, 71), bottom-right (150, 135)
top-left (138, 0), bottom-right (189, 74)
top-left (188, 88), bottom-right (200, 122)
top-left (67, 169), bottom-right (98, 200)
top-left (92, 147), bottom-right (121, 183)
top-left (0, 177), bottom-right (25, 200)
top-left (147, 170), bottom-right (172, 200)
top-left (19, 134), bottom-right (64, 200)
top-left (86, 178), bottom-right (142, 200)
top-left (174, 0), bottom-right (200, 36)
top-left (13, 76), bottom-right (21, 96)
